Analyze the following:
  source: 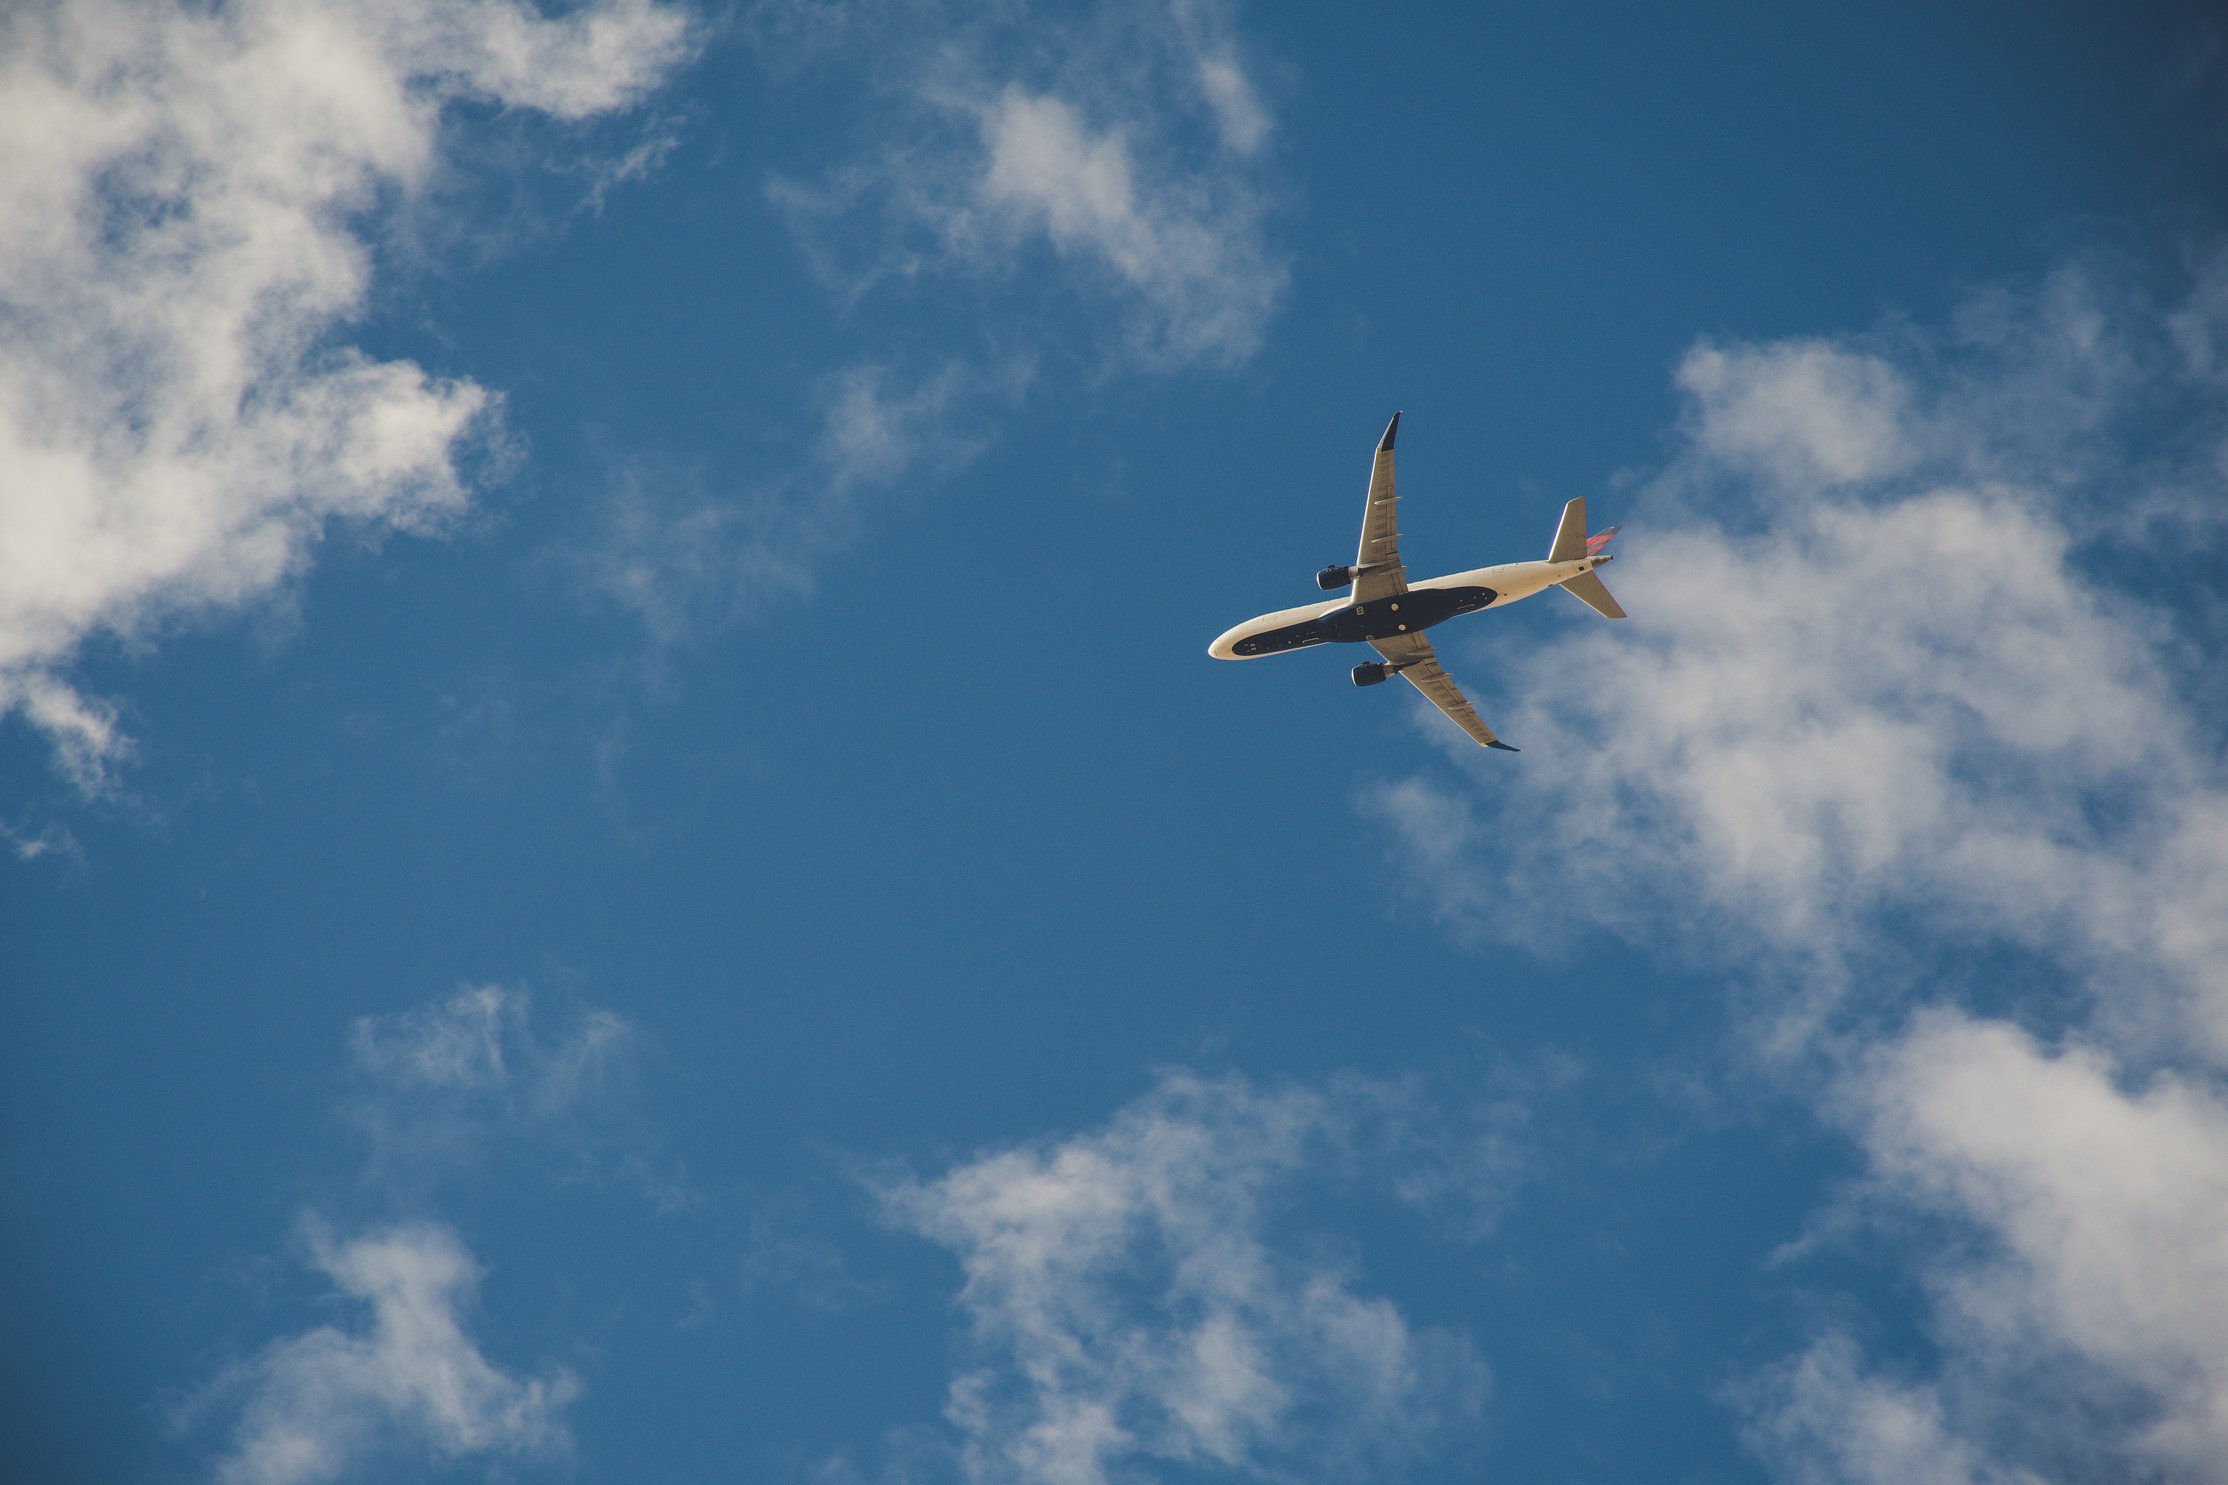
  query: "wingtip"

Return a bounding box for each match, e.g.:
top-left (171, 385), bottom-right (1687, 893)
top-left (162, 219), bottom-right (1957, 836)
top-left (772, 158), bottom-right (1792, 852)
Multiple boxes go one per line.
top-left (1486, 739), bottom-right (1519, 752)
top-left (1378, 411), bottom-right (1400, 452)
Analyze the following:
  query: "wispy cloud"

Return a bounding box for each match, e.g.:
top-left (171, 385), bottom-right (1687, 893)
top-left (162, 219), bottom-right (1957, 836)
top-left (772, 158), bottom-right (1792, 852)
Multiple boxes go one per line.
top-left (1362, 248), bottom-right (2228, 1481)
top-left (204, 1221), bottom-right (577, 1485)
top-left (581, 356), bottom-right (1025, 644)
top-left (880, 1070), bottom-right (1487, 1485)
top-left (191, 985), bottom-right (676, 1480)
top-left (1737, 1332), bottom-right (2044, 1485)
top-left (576, 0), bottom-right (1285, 651)
top-left (0, 0), bottom-right (694, 788)
top-left (761, 0), bottom-right (1287, 368)
top-left (737, 1191), bottom-right (895, 1312)
top-left (0, 812), bottom-right (83, 865)
top-left (349, 983), bottom-right (689, 1208)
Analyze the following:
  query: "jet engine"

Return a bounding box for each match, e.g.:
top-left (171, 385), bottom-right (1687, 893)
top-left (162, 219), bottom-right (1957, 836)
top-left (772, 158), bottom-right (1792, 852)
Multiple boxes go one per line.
top-left (1351, 662), bottom-right (1390, 687)
top-left (1316, 565), bottom-right (1360, 590)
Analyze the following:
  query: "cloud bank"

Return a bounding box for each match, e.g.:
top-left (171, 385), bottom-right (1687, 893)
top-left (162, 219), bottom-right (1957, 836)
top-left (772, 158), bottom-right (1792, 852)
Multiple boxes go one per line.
top-left (1365, 250), bottom-right (2228, 1482)
top-left (0, 0), bottom-right (693, 787)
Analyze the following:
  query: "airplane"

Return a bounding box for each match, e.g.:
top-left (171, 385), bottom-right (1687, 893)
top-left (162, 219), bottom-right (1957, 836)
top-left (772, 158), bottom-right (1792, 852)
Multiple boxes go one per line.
top-left (1208, 412), bottom-right (1625, 751)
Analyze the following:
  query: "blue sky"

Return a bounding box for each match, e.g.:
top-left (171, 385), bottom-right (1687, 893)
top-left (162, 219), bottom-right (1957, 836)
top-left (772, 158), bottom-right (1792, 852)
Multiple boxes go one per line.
top-left (4, 2), bottom-right (2227, 1482)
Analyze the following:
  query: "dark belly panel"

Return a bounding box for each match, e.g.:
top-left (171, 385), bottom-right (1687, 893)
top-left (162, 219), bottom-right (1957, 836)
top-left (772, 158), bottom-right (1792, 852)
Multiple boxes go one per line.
top-left (1312, 585), bottom-right (1496, 645)
top-left (1229, 586), bottom-right (1496, 656)
top-left (1230, 621), bottom-right (1331, 656)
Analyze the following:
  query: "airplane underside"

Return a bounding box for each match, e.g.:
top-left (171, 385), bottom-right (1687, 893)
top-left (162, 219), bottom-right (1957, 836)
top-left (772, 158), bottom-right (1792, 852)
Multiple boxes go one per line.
top-left (1224, 584), bottom-right (1500, 656)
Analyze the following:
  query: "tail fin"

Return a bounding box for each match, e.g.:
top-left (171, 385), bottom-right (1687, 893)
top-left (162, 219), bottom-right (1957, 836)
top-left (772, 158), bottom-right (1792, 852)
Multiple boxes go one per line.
top-left (1547, 497), bottom-right (1589, 562)
top-left (1548, 500), bottom-right (1627, 618)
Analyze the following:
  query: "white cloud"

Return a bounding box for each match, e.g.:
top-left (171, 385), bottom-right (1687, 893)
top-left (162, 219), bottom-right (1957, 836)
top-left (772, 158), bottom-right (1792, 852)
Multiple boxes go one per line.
top-left (764, 0), bottom-right (1286, 368)
top-left (16, 672), bottom-right (132, 793)
top-left (966, 84), bottom-right (1280, 366)
top-left (1740, 1333), bottom-right (2044, 1485)
top-left (1194, 57), bottom-right (1269, 156)
top-left (1373, 257), bottom-right (2228, 1044)
top-left (1361, 250), bottom-right (2228, 1482)
top-left (1676, 341), bottom-right (1917, 488)
top-left (814, 359), bottom-right (1016, 498)
top-left (0, 812), bottom-right (81, 864)
top-left (0, 0), bottom-right (692, 787)
top-left (196, 984), bottom-right (678, 1479)
top-left (1847, 1016), bottom-right (2228, 1480)
top-left (881, 1071), bottom-right (1485, 1485)
top-left (1432, 487), bottom-right (2198, 974)
top-left (208, 1221), bottom-right (576, 1485)
top-left (1741, 1017), bottom-right (2228, 1484)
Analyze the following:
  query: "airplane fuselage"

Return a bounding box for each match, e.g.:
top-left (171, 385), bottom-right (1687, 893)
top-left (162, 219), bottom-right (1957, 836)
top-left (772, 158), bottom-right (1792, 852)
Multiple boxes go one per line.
top-left (1208, 555), bottom-right (1613, 660)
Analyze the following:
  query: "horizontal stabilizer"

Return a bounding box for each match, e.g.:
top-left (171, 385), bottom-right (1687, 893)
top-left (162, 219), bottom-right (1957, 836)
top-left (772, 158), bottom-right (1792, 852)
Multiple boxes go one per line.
top-left (1561, 570), bottom-right (1627, 619)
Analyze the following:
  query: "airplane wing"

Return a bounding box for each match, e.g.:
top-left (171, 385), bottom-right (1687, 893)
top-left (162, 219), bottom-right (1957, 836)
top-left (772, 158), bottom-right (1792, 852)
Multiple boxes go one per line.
top-left (1352, 412), bottom-right (1407, 603)
top-left (1367, 632), bottom-right (1517, 751)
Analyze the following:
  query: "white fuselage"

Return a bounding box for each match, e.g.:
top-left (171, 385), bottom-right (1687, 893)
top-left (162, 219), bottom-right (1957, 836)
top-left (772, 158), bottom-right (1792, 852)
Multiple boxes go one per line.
top-left (1208, 555), bottom-right (1611, 660)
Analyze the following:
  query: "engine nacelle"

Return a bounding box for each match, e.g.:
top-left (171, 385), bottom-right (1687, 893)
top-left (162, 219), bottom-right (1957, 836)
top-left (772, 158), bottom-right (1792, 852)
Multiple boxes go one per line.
top-left (1351, 662), bottom-right (1391, 687)
top-left (1316, 564), bottom-right (1360, 591)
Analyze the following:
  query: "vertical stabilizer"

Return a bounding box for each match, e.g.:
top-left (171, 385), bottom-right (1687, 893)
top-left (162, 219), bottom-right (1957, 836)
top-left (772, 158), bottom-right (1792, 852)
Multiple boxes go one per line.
top-left (1548, 497), bottom-right (1589, 562)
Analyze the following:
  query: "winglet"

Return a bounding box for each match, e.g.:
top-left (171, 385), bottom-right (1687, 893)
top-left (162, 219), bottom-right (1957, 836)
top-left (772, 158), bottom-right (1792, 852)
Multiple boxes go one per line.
top-left (1486, 739), bottom-right (1520, 752)
top-left (1378, 411), bottom-right (1400, 452)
